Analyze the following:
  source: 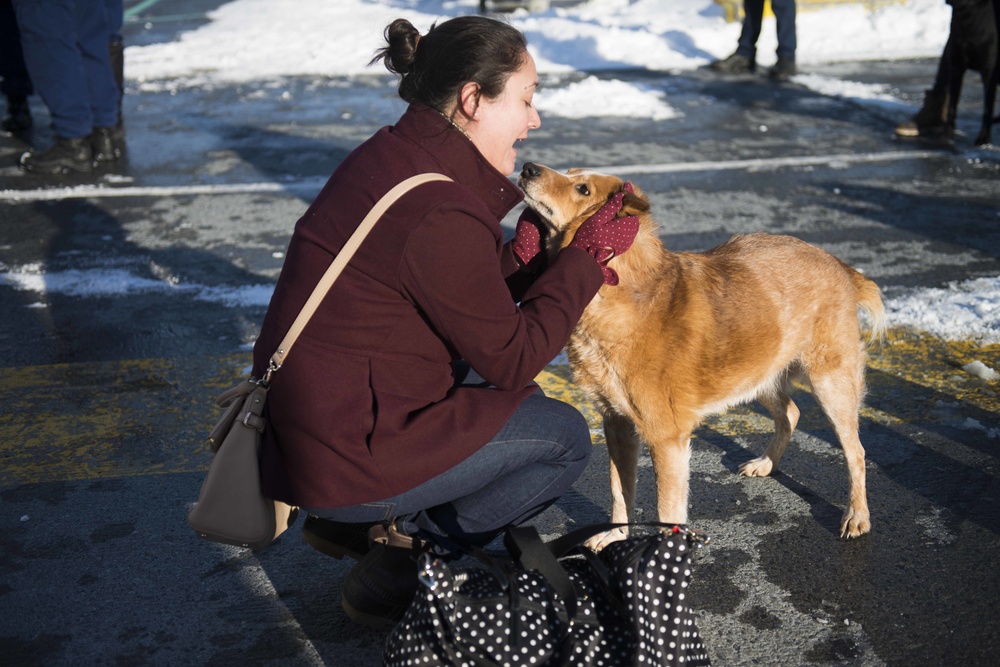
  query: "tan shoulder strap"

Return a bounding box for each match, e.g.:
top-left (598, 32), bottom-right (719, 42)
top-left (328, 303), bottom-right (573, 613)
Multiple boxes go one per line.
top-left (265, 173), bottom-right (452, 379)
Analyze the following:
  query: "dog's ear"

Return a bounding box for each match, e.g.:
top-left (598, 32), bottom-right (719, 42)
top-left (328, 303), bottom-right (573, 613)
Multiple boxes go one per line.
top-left (620, 191), bottom-right (650, 216)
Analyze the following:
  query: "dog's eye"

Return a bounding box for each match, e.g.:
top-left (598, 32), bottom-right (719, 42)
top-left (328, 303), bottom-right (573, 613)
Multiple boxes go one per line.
top-left (575, 184), bottom-right (590, 196)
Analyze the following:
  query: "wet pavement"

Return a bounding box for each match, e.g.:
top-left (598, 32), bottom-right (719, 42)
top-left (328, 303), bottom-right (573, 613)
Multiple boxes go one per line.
top-left (1, 1), bottom-right (1000, 666)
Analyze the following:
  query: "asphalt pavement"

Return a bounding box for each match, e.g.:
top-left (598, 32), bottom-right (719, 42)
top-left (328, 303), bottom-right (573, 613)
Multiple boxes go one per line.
top-left (1, 1), bottom-right (999, 666)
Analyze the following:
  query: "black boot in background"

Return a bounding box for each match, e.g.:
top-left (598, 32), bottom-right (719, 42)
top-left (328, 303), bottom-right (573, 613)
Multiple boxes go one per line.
top-left (710, 52), bottom-right (756, 74)
top-left (91, 126), bottom-right (123, 163)
top-left (768, 56), bottom-right (797, 81)
top-left (20, 136), bottom-right (93, 174)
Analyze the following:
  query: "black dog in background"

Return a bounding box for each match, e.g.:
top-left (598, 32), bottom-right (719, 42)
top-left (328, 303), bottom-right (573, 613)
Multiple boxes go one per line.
top-left (897, 0), bottom-right (1000, 144)
top-left (944, 0), bottom-right (999, 145)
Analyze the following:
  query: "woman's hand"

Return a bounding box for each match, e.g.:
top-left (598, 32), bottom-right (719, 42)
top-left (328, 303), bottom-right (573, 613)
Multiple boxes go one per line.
top-left (569, 185), bottom-right (640, 285)
top-left (511, 207), bottom-right (547, 269)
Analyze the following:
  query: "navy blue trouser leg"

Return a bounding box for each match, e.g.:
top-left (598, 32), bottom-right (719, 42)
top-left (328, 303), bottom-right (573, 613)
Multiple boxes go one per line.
top-left (737, 0), bottom-right (797, 61)
top-left (104, 0), bottom-right (122, 41)
top-left (736, 0), bottom-right (765, 60)
top-left (307, 391), bottom-right (594, 552)
top-left (771, 0), bottom-right (797, 60)
top-left (13, 0), bottom-right (118, 138)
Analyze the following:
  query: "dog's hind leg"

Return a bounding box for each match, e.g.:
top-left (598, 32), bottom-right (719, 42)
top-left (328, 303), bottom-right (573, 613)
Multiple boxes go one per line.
top-left (808, 350), bottom-right (871, 539)
top-left (740, 381), bottom-right (799, 478)
top-left (975, 66), bottom-right (997, 145)
top-left (586, 412), bottom-right (642, 551)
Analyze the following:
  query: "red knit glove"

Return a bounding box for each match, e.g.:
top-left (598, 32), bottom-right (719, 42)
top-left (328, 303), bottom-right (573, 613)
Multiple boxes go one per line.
top-left (511, 207), bottom-right (546, 268)
top-left (569, 183), bottom-right (640, 285)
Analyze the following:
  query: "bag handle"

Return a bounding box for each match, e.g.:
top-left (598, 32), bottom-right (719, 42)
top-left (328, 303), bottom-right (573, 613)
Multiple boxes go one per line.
top-left (262, 173), bottom-right (452, 382)
top-left (505, 526), bottom-right (580, 618)
top-left (503, 523), bottom-right (709, 636)
top-left (546, 521), bottom-right (709, 559)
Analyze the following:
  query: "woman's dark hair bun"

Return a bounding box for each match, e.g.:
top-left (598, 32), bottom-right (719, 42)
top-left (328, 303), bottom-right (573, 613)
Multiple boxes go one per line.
top-left (370, 18), bottom-right (421, 75)
top-left (372, 15), bottom-right (527, 112)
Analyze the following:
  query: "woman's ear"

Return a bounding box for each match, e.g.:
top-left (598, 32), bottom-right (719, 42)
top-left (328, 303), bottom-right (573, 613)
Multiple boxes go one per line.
top-left (458, 81), bottom-right (481, 120)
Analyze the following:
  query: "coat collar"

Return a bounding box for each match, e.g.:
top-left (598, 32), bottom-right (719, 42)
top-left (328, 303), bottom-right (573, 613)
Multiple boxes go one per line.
top-left (392, 103), bottom-right (524, 220)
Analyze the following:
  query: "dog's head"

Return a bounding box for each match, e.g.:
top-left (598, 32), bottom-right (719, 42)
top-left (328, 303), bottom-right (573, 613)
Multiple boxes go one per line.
top-left (517, 162), bottom-right (650, 250)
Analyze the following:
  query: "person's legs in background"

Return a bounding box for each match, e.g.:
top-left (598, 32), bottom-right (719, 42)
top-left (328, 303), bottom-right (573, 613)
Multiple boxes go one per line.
top-left (0, 0), bottom-right (33, 132)
top-left (736, 0), bottom-right (766, 63)
top-left (14, 0), bottom-right (120, 174)
top-left (86, 0), bottom-right (124, 161)
top-left (769, 0), bottom-right (797, 80)
top-left (711, 0), bottom-right (766, 74)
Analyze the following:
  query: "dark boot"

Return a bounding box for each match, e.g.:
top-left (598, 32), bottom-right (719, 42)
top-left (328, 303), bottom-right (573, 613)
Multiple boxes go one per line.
top-left (2, 95), bottom-right (31, 132)
top-left (710, 52), bottom-right (755, 74)
top-left (91, 126), bottom-right (124, 163)
top-left (768, 56), bottom-right (797, 81)
top-left (302, 514), bottom-right (380, 560)
top-left (341, 523), bottom-right (426, 629)
top-left (20, 136), bottom-right (93, 174)
top-left (895, 89), bottom-right (950, 137)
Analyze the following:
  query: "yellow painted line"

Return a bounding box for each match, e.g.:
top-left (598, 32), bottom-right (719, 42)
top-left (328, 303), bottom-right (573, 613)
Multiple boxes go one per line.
top-left (2, 330), bottom-right (996, 487)
top-left (540, 329), bottom-right (1000, 441)
top-left (0, 354), bottom-right (248, 486)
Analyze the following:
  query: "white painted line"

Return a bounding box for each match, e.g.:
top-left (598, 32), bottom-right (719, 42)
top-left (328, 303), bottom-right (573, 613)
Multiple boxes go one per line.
top-left (0, 178), bottom-right (328, 202)
top-left (0, 150), bottom-right (945, 202)
top-left (597, 150), bottom-right (944, 176)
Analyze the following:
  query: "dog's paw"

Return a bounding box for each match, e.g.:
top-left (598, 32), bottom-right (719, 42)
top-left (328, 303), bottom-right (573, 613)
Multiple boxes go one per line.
top-left (739, 456), bottom-right (775, 477)
top-left (839, 508), bottom-right (871, 539)
top-left (584, 526), bottom-right (630, 551)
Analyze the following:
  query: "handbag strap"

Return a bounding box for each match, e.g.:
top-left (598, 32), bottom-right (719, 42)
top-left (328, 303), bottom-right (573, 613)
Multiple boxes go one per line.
top-left (503, 523), bottom-right (709, 633)
top-left (263, 173), bottom-right (452, 382)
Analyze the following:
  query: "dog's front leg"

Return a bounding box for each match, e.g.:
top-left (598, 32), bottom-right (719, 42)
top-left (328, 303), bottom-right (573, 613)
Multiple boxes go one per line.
top-left (649, 433), bottom-right (692, 527)
top-left (585, 412), bottom-right (640, 551)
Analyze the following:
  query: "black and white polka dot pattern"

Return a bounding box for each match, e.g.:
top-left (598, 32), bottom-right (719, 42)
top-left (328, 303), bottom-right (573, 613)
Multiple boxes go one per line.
top-left (384, 528), bottom-right (711, 666)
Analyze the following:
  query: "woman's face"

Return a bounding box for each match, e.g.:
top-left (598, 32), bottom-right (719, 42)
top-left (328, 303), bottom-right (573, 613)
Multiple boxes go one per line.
top-left (467, 52), bottom-right (541, 175)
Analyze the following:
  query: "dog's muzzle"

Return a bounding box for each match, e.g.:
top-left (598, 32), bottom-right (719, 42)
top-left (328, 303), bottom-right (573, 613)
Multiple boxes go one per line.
top-left (520, 162), bottom-right (543, 181)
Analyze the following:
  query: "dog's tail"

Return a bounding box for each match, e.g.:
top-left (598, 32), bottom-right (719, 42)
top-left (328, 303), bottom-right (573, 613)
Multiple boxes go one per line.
top-left (852, 272), bottom-right (887, 346)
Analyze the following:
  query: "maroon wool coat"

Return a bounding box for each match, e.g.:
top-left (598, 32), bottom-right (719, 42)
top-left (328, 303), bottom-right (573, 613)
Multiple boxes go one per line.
top-left (252, 103), bottom-right (604, 509)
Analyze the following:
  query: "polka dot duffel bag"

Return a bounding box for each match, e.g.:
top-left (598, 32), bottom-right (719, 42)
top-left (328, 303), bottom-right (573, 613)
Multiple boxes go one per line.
top-left (383, 522), bottom-right (711, 666)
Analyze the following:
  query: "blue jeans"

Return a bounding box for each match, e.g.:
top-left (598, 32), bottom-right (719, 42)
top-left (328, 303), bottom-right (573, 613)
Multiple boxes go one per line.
top-left (12, 0), bottom-right (119, 137)
top-left (737, 0), bottom-right (797, 61)
top-left (105, 0), bottom-right (122, 41)
top-left (306, 389), bottom-right (593, 552)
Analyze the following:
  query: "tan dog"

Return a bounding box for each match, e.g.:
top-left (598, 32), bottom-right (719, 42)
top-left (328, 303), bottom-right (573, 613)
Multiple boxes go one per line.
top-left (518, 162), bottom-right (886, 548)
